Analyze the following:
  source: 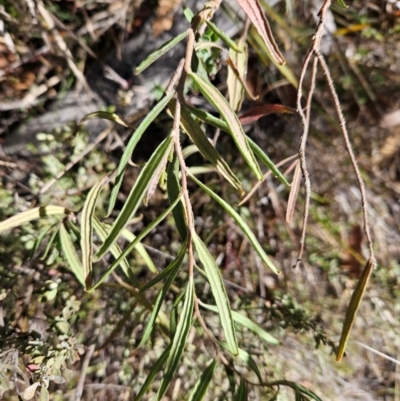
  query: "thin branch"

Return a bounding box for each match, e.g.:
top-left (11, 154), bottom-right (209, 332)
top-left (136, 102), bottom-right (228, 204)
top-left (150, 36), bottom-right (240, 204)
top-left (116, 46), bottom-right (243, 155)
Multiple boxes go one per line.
top-left (295, 55), bottom-right (319, 266)
top-left (316, 51), bottom-right (375, 259)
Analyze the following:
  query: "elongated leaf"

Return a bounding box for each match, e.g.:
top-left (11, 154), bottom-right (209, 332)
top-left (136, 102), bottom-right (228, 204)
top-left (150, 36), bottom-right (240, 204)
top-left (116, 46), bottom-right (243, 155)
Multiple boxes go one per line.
top-left (219, 342), bottom-right (263, 383)
top-left (108, 92), bottom-right (175, 216)
top-left (22, 382), bottom-right (40, 400)
top-left (77, 111), bottom-right (129, 127)
top-left (239, 104), bottom-right (296, 125)
top-left (30, 225), bottom-right (55, 260)
top-left (185, 105), bottom-right (229, 132)
top-left (227, 36), bottom-right (249, 111)
top-left (248, 26), bottom-right (297, 88)
top-left (0, 206), bottom-right (70, 234)
top-left (93, 217), bottom-right (140, 288)
top-left (286, 161), bottom-right (301, 224)
top-left (139, 240), bottom-right (187, 347)
top-left (144, 144), bottom-right (170, 205)
top-left (177, 103), bottom-right (243, 193)
top-left (157, 279), bottom-right (194, 400)
top-left (234, 379), bottom-right (248, 401)
top-left (167, 155), bottom-right (187, 241)
top-left (59, 223), bottom-right (85, 286)
top-left (184, 106), bottom-right (289, 187)
top-left (193, 232), bottom-right (238, 355)
top-left (336, 257), bottom-right (376, 362)
top-left (81, 177), bottom-right (108, 289)
top-left (139, 240), bottom-right (187, 294)
top-left (135, 345), bottom-right (171, 401)
top-left (204, 20), bottom-right (241, 52)
top-left (188, 359), bottom-right (217, 401)
top-left (191, 175), bottom-right (280, 275)
top-left (120, 228), bottom-right (157, 274)
top-left (96, 136), bottom-right (173, 259)
top-left (40, 224), bottom-right (61, 261)
top-left (246, 137), bottom-right (290, 186)
top-left (91, 193), bottom-right (182, 291)
top-left (189, 71), bottom-right (263, 180)
top-left (134, 30), bottom-right (190, 74)
top-left (199, 301), bottom-right (279, 344)
top-left (235, 0), bottom-right (285, 65)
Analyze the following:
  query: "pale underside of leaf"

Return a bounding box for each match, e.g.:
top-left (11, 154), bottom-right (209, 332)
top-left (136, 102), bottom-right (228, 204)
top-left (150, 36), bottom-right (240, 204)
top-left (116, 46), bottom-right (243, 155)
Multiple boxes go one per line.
top-left (0, 206), bottom-right (70, 234)
top-left (59, 223), bottom-right (85, 286)
top-left (81, 177), bottom-right (108, 290)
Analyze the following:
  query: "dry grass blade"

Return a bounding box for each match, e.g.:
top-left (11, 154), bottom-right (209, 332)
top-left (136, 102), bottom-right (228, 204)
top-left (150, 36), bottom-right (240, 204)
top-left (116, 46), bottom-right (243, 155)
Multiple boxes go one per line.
top-left (286, 161), bottom-right (301, 224)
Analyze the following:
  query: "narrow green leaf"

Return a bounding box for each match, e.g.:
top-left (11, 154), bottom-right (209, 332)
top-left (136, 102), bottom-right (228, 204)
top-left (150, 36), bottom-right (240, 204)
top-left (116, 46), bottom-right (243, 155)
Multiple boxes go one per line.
top-left (248, 26), bottom-right (297, 88)
top-left (93, 217), bottom-right (141, 288)
top-left (135, 345), bottom-right (171, 401)
top-left (199, 301), bottom-right (279, 344)
top-left (0, 206), bottom-right (70, 234)
top-left (59, 223), bottom-right (85, 286)
top-left (120, 228), bottom-right (157, 274)
top-left (91, 193), bottom-right (182, 291)
top-left (337, 0), bottom-right (349, 8)
top-left (219, 343), bottom-right (263, 383)
top-left (167, 154), bottom-right (187, 241)
top-left (96, 136), bottom-right (173, 259)
top-left (204, 20), bottom-right (241, 52)
top-left (185, 105), bottom-right (230, 132)
top-left (177, 103), bottom-right (243, 193)
top-left (134, 30), bottom-right (190, 74)
top-left (247, 137), bottom-right (290, 187)
top-left (81, 177), bottom-right (108, 290)
top-left (188, 359), bottom-right (217, 401)
top-left (336, 257), bottom-right (375, 362)
top-left (108, 92), bottom-right (175, 216)
top-left (29, 225), bottom-right (55, 260)
top-left (157, 279), bottom-right (194, 400)
top-left (183, 6), bottom-right (194, 23)
top-left (139, 241), bottom-right (187, 347)
top-left (193, 232), bottom-right (238, 355)
top-left (234, 379), bottom-right (248, 401)
top-left (190, 175), bottom-right (280, 275)
top-left (40, 224), bottom-right (60, 261)
top-left (139, 240), bottom-right (187, 294)
top-left (188, 71), bottom-right (263, 180)
top-left (77, 111), bottom-right (129, 127)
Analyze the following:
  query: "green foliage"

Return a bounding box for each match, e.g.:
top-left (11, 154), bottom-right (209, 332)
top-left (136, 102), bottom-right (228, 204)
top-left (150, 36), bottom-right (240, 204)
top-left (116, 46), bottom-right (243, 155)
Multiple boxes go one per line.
top-left (2, 0), bottom-right (383, 399)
